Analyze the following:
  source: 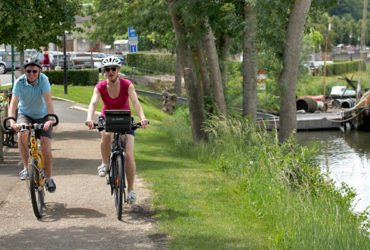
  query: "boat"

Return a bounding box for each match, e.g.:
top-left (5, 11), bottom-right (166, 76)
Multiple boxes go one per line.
top-left (343, 90), bottom-right (370, 130)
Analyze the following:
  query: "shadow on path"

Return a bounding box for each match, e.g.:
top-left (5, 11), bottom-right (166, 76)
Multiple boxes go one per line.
top-left (40, 202), bottom-right (106, 222)
top-left (0, 225), bottom-right (168, 249)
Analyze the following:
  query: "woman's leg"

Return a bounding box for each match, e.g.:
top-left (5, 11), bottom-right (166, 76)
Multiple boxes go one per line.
top-left (124, 134), bottom-right (135, 191)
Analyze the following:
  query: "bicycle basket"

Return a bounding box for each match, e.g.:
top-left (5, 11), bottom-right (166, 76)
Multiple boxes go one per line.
top-left (104, 110), bottom-right (131, 133)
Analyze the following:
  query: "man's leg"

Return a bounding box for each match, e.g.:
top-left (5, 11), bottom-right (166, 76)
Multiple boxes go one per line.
top-left (40, 136), bottom-right (52, 178)
top-left (17, 131), bottom-right (29, 167)
top-left (40, 136), bottom-right (57, 192)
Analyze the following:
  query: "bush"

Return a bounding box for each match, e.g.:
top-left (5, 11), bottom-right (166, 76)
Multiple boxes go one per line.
top-left (44, 69), bottom-right (99, 86)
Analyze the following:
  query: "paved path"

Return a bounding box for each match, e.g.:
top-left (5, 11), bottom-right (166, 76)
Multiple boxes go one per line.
top-left (0, 73), bottom-right (13, 87)
top-left (0, 99), bottom-right (167, 249)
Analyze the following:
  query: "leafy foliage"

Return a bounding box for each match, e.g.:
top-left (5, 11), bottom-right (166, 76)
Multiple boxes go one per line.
top-left (86, 0), bottom-right (174, 51)
top-left (0, 0), bottom-right (81, 51)
top-left (329, 0), bottom-right (367, 20)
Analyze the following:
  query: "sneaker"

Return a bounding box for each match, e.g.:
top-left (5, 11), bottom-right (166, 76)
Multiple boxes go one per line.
top-left (127, 190), bottom-right (136, 204)
top-left (19, 168), bottom-right (29, 180)
top-left (46, 178), bottom-right (56, 193)
top-left (98, 163), bottom-right (108, 177)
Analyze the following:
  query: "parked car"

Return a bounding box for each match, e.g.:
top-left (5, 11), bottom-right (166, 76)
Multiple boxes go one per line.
top-left (0, 51), bottom-right (21, 74)
top-left (0, 60), bottom-right (7, 74)
top-left (68, 52), bottom-right (95, 69)
top-left (92, 52), bottom-right (106, 71)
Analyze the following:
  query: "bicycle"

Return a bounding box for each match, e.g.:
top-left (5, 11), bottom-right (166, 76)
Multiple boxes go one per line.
top-left (3, 114), bottom-right (59, 219)
top-left (94, 110), bottom-right (144, 220)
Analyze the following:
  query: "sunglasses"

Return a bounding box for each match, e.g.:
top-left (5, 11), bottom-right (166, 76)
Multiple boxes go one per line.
top-left (26, 70), bottom-right (39, 74)
top-left (104, 67), bottom-right (117, 72)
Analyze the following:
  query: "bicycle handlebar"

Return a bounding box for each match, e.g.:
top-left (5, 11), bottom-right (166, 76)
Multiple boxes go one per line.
top-left (93, 120), bottom-right (148, 132)
top-left (3, 114), bottom-right (59, 132)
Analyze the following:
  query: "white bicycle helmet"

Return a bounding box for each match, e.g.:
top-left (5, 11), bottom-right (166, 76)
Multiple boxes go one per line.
top-left (24, 58), bottom-right (42, 68)
top-left (102, 55), bottom-right (121, 68)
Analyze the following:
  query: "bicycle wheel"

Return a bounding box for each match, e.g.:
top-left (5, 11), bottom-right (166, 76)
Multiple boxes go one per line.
top-left (113, 154), bottom-right (124, 220)
top-left (28, 158), bottom-right (44, 218)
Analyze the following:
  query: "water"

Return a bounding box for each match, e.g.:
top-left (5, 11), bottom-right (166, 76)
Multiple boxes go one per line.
top-left (296, 130), bottom-right (370, 213)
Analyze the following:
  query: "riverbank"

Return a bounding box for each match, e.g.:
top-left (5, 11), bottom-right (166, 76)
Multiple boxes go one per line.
top-left (50, 85), bottom-right (370, 249)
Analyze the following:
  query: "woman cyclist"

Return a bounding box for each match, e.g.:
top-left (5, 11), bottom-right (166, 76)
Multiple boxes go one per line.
top-left (85, 55), bottom-right (148, 204)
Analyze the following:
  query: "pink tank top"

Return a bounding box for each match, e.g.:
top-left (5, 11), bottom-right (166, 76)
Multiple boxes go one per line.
top-left (96, 78), bottom-right (132, 116)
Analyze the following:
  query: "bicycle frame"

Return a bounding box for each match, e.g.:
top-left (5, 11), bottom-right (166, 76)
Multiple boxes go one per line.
top-left (3, 114), bottom-right (59, 219)
top-left (28, 128), bottom-right (45, 186)
top-left (109, 132), bottom-right (127, 194)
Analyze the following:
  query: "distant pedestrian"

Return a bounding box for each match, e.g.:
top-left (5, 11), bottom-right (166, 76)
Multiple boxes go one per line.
top-left (42, 48), bottom-right (50, 70)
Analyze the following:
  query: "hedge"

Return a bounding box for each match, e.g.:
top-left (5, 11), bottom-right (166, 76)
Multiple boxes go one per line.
top-left (325, 59), bottom-right (366, 76)
top-left (126, 52), bottom-right (366, 77)
top-left (44, 69), bottom-right (99, 86)
top-left (126, 53), bottom-right (176, 74)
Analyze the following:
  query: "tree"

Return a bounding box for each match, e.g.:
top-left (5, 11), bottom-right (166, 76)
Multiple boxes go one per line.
top-left (329, 0), bottom-right (365, 20)
top-left (166, 0), bottom-right (208, 143)
top-left (279, 0), bottom-right (312, 142)
top-left (0, 0), bottom-right (81, 51)
top-left (242, 3), bottom-right (258, 121)
top-left (203, 19), bottom-right (227, 115)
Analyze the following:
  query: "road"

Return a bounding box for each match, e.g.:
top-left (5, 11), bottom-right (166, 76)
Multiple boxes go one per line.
top-left (0, 98), bottom-right (167, 249)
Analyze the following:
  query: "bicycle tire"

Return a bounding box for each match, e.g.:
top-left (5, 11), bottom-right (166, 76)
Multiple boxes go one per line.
top-left (28, 158), bottom-right (44, 218)
top-left (115, 154), bottom-right (124, 220)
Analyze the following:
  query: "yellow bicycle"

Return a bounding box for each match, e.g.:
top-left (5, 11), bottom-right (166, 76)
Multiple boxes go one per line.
top-left (3, 114), bottom-right (59, 219)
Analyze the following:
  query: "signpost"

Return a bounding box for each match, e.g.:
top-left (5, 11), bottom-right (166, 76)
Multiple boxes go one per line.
top-left (257, 69), bottom-right (266, 91)
top-left (128, 27), bottom-right (138, 53)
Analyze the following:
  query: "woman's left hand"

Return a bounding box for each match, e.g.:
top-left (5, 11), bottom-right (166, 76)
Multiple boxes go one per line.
top-left (140, 118), bottom-right (149, 128)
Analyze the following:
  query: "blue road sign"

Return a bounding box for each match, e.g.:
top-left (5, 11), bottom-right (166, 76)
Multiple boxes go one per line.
top-left (130, 45), bottom-right (137, 53)
top-left (128, 27), bottom-right (137, 38)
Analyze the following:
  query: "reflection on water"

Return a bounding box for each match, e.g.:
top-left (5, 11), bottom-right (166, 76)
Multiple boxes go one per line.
top-left (296, 130), bottom-right (370, 213)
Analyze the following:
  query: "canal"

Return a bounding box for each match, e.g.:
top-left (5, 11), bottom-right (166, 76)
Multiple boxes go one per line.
top-left (296, 130), bottom-right (369, 213)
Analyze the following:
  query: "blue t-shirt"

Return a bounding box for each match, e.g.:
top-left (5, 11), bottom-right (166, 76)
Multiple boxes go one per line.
top-left (13, 73), bottom-right (51, 119)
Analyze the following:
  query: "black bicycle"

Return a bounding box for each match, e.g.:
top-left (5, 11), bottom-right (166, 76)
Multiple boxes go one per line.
top-left (3, 114), bottom-right (59, 219)
top-left (94, 110), bottom-right (144, 220)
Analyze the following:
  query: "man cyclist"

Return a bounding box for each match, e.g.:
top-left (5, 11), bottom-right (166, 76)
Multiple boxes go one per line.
top-left (85, 55), bottom-right (148, 204)
top-left (8, 58), bottom-right (57, 192)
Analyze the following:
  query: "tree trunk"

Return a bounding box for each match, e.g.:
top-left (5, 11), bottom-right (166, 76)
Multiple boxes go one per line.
top-left (20, 50), bottom-right (25, 69)
top-left (203, 19), bottom-right (227, 115)
top-left (0, 113), bottom-right (3, 163)
top-left (242, 5), bottom-right (258, 121)
top-left (279, 0), bottom-right (312, 142)
top-left (196, 43), bottom-right (211, 98)
top-left (174, 45), bottom-right (183, 97)
top-left (219, 34), bottom-right (231, 89)
top-left (166, 0), bottom-right (208, 143)
top-left (194, 43), bottom-right (213, 114)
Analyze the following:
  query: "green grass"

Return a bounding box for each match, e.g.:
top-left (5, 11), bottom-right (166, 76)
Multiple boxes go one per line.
top-left (135, 124), bottom-right (270, 249)
top-left (158, 111), bottom-right (370, 249)
top-left (48, 82), bottom-right (370, 249)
